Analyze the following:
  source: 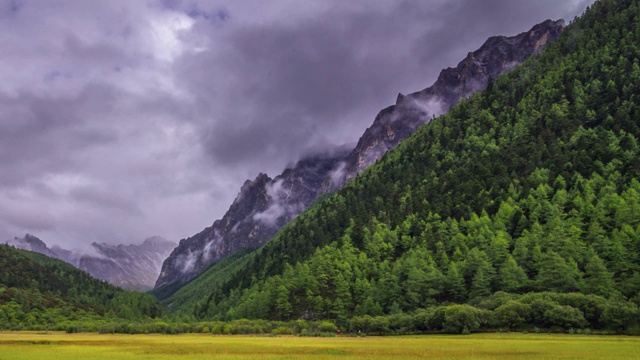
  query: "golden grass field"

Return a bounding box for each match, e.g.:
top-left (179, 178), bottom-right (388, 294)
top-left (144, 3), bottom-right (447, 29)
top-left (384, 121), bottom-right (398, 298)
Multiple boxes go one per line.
top-left (0, 332), bottom-right (639, 359)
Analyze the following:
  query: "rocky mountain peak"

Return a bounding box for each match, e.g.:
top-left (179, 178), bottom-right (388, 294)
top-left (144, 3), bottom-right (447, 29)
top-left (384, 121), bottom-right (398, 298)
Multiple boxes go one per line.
top-left (154, 19), bottom-right (565, 294)
top-left (78, 236), bottom-right (176, 291)
top-left (20, 233), bottom-right (48, 248)
top-left (338, 19), bottom-right (565, 183)
top-left (4, 234), bottom-right (175, 291)
top-left (155, 148), bottom-right (350, 289)
top-left (6, 234), bottom-right (58, 258)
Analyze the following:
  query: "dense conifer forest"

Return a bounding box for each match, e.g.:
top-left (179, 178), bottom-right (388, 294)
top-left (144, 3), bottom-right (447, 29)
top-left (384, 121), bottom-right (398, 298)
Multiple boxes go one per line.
top-left (0, 245), bottom-right (161, 331)
top-left (159, 0), bottom-right (640, 333)
top-left (2, 0), bottom-right (640, 335)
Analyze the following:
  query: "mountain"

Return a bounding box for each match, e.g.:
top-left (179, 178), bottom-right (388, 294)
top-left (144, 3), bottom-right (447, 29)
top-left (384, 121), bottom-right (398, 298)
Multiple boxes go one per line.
top-left (79, 236), bottom-right (177, 291)
top-left (0, 244), bottom-right (161, 330)
top-left (155, 19), bottom-right (566, 291)
top-left (338, 19), bottom-right (565, 183)
top-left (155, 150), bottom-right (350, 289)
top-left (5, 234), bottom-right (175, 291)
top-left (5, 234), bottom-right (59, 259)
top-left (160, 0), bottom-right (640, 332)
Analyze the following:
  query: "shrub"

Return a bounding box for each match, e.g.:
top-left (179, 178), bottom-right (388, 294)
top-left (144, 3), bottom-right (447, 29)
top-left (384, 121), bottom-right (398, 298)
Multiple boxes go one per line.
top-left (428, 307), bottom-right (446, 331)
top-left (543, 305), bottom-right (587, 329)
top-left (348, 316), bottom-right (365, 333)
top-left (601, 299), bottom-right (639, 331)
top-left (271, 326), bottom-right (294, 335)
top-left (443, 305), bottom-right (480, 334)
top-left (494, 301), bottom-right (531, 330)
top-left (526, 297), bottom-right (558, 327)
top-left (388, 313), bottom-right (414, 333)
top-left (369, 316), bottom-right (390, 333)
top-left (412, 309), bottom-right (434, 331)
top-left (316, 321), bottom-right (338, 334)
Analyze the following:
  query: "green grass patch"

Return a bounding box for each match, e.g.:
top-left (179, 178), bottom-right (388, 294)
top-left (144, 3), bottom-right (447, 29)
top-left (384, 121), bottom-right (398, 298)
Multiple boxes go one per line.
top-left (1, 332), bottom-right (640, 359)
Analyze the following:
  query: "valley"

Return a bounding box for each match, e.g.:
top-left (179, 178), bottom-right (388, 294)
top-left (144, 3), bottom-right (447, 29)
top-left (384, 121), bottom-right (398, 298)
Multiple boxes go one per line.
top-left (1, 1), bottom-right (640, 356)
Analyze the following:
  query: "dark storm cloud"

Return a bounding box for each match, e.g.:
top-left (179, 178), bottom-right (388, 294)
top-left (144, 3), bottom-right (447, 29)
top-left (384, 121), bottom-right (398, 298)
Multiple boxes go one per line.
top-left (414, 0), bottom-right (593, 62)
top-left (175, 3), bottom-right (435, 170)
top-left (173, 0), bottom-right (594, 175)
top-left (0, 85), bottom-right (120, 186)
top-left (69, 186), bottom-right (142, 215)
top-left (0, 206), bottom-right (56, 232)
top-left (0, 0), bottom-right (594, 248)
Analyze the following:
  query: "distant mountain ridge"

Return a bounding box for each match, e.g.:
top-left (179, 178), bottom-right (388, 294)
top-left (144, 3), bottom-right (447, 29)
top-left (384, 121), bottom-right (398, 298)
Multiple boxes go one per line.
top-left (159, 0), bottom-right (640, 326)
top-left (5, 234), bottom-right (175, 291)
top-left (155, 149), bottom-right (350, 288)
top-left (0, 244), bottom-right (161, 329)
top-left (339, 19), bottom-right (566, 183)
top-left (5, 234), bottom-right (59, 258)
top-left (155, 19), bottom-right (566, 291)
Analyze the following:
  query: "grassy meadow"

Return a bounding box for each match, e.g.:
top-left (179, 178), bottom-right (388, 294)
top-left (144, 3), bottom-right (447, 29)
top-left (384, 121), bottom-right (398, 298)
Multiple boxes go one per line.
top-left (0, 332), bottom-right (639, 359)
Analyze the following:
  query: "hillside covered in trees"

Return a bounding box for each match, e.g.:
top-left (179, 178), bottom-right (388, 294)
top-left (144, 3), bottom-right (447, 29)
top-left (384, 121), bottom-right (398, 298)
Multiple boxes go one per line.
top-left (1, 0), bottom-right (639, 336)
top-left (0, 245), bottom-right (161, 331)
top-left (159, 0), bottom-right (640, 333)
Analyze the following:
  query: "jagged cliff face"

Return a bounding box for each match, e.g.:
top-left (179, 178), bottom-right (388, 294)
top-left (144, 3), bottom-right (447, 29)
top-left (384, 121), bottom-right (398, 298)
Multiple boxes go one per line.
top-left (339, 19), bottom-right (566, 182)
top-left (155, 19), bottom-right (565, 291)
top-left (78, 236), bottom-right (177, 291)
top-left (5, 234), bottom-right (175, 291)
top-left (5, 234), bottom-right (59, 259)
top-left (155, 150), bottom-right (349, 288)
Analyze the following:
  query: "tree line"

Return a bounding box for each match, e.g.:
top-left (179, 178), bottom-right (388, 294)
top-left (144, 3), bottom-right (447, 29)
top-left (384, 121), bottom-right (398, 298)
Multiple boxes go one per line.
top-left (163, 0), bottom-right (640, 334)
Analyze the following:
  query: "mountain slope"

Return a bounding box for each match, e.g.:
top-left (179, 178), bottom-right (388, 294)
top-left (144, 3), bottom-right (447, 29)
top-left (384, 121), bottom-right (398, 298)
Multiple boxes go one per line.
top-left (79, 236), bottom-right (177, 291)
top-left (155, 151), bottom-right (349, 289)
top-left (155, 19), bottom-right (565, 292)
top-left (338, 19), bottom-right (565, 183)
top-left (6, 235), bottom-right (175, 290)
top-left (0, 244), bottom-right (161, 330)
top-left (163, 0), bottom-right (640, 330)
top-left (5, 234), bottom-right (59, 258)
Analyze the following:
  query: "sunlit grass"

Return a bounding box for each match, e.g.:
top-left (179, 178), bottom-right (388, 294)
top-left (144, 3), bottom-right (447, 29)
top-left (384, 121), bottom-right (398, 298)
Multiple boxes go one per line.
top-left (1, 332), bottom-right (639, 359)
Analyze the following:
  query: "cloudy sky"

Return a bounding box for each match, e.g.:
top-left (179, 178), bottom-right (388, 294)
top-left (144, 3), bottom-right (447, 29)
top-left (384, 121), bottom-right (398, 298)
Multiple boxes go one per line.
top-left (0, 0), bottom-right (595, 249)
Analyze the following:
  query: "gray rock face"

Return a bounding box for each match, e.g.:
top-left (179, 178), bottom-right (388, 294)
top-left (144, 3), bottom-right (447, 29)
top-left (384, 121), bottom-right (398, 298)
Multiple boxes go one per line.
top-left (78, 236), bottom-right (177, 291)
top-left (5, 234), bottom-right (59, 259)
top-left (5, 234), bottom-right (175, 291)
top-left (155, 19), bottom-right (565, 291)
top-left (339, 19), bottom-right (566, 183)
top-left (155, 150), bottom-right (349, 288)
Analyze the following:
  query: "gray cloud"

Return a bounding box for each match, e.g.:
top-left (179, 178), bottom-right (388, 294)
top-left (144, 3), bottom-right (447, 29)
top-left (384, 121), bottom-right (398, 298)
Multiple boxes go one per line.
top-left (172, 0), bottom-right (594, 176)
top-left (69, 186), bottom-right (141, 215)
top-left (0, 0), bottom-right (594, 248)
